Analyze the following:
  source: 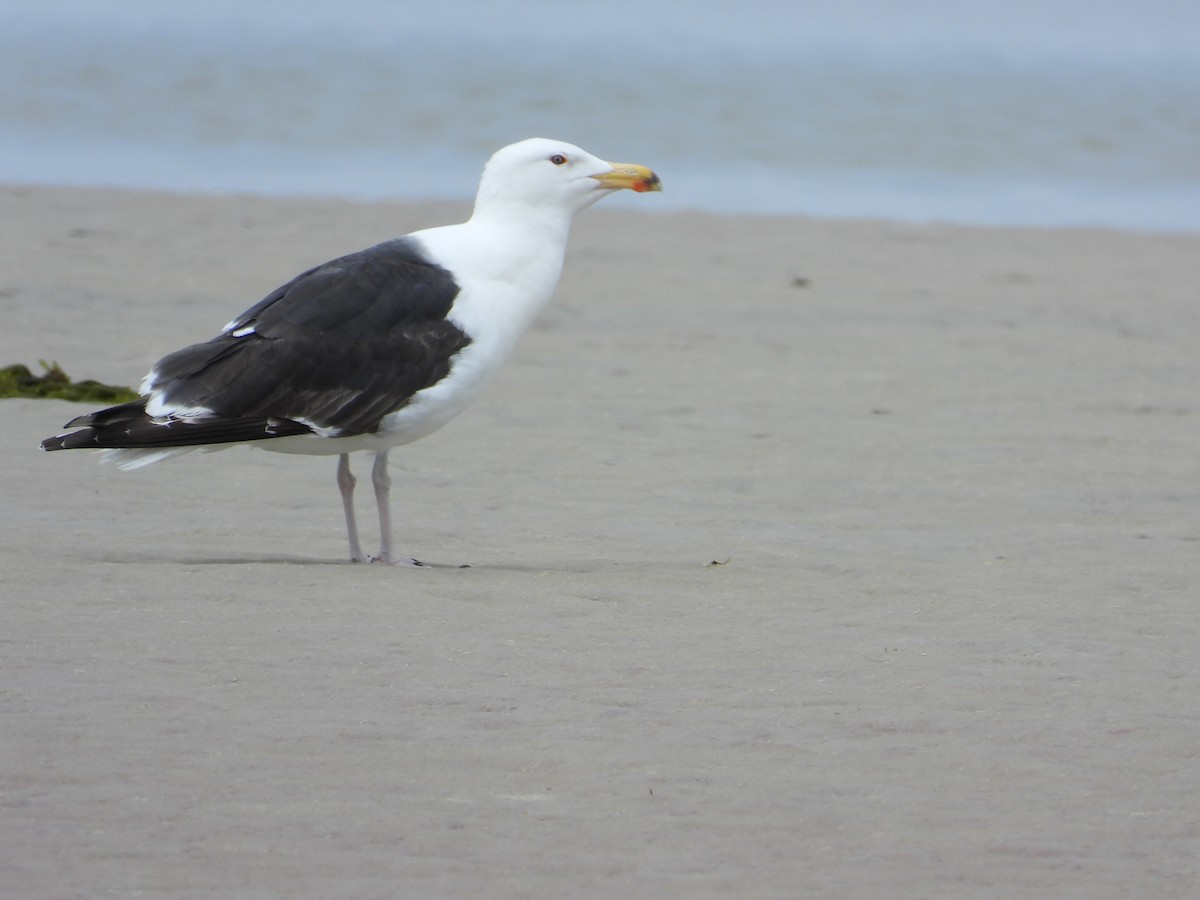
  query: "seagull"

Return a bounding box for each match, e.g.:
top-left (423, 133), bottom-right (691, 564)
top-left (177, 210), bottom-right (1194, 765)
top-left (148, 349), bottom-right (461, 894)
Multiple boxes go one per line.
top-left (41, 138), bottom-right (662, 564)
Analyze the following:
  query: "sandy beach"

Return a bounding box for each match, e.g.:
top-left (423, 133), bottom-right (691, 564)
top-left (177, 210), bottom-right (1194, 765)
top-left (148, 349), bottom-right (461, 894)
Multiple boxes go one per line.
top-left (2, 184), bottom-right (1198, 898)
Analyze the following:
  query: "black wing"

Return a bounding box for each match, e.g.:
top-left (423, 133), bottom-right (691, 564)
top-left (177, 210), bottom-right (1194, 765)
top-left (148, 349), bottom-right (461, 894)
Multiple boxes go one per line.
top-left (42, 238), bottom-right (472, 451)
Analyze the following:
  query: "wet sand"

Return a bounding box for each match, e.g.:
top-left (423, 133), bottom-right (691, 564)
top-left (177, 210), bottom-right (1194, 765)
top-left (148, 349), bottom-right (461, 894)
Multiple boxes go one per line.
top-left (2, 184), bottom-right (1198, 897)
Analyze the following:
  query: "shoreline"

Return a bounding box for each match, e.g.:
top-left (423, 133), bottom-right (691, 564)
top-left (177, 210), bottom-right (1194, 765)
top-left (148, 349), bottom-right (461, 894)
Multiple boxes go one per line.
top-left (3, 183), bottom-right (1198, 898)
top-left (5, 179), bottom-right (1199, 238)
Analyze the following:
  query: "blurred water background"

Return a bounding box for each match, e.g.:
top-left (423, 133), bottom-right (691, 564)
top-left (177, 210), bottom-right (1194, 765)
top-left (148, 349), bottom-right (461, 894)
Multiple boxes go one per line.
top-left (2, 0), bottom-right (1197, 230)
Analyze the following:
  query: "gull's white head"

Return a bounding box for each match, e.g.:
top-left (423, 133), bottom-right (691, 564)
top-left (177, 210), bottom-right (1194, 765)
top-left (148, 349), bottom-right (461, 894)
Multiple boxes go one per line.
top-left (472, 138), bottom-right (662, 220)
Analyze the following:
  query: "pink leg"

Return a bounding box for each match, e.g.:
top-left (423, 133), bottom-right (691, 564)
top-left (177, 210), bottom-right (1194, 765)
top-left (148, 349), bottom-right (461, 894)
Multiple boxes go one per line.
top-left (337, 453), bottom-right (367, 563)
top-left (371, 451), bottom-right (421, 566)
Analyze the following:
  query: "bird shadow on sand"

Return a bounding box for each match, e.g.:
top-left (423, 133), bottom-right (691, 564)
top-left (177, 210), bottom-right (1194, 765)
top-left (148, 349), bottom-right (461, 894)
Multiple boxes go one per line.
top-left (89, 552), bottom-right (634, 573)
top-left (92, 553), bottom-right (460, 568)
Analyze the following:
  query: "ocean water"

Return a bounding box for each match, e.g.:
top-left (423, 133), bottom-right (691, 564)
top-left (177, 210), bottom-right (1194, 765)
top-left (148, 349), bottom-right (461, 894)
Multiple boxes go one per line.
top-left (2, 0), bottom-right (1198, 230)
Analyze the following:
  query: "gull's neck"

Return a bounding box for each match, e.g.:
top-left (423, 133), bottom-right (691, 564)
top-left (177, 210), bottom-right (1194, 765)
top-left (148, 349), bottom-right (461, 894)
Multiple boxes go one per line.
top-left (430, 198), bottom-right (575, 288)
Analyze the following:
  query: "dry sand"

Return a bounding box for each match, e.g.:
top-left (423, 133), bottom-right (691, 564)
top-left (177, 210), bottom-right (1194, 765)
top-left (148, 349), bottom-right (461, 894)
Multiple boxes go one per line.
top-left (2, 184), bottom-right (1198, 898)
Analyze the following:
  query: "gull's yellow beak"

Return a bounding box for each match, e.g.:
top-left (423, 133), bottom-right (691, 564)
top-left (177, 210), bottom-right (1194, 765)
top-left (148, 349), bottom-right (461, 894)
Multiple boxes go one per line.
top-left (591, 162), bottom-right (663, 193)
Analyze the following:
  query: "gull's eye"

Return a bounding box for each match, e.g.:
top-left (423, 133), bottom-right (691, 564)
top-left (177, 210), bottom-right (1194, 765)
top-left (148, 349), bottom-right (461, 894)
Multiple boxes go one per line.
top-left (549, 153), bottom-right (568, 166)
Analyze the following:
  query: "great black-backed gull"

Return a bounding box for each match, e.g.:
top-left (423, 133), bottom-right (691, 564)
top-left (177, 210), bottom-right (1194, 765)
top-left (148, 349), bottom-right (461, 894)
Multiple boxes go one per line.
top-left (41, 138), bottom-right (662, 564)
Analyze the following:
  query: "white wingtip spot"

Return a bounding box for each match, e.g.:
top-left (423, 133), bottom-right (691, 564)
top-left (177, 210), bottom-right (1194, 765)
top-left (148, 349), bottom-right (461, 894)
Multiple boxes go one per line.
top-left (144, 394), bottom-right (216, 420)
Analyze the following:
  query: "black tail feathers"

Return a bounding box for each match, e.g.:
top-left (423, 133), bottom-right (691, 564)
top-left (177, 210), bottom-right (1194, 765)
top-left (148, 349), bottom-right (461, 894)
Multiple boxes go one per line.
top-left (41, 400), bottom-right (313, 451)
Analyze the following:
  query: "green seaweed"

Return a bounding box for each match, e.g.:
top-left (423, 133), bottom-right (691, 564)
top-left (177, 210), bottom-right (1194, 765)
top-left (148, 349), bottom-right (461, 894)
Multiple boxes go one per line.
top-left (0, 361), bottom-right (139, 403)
